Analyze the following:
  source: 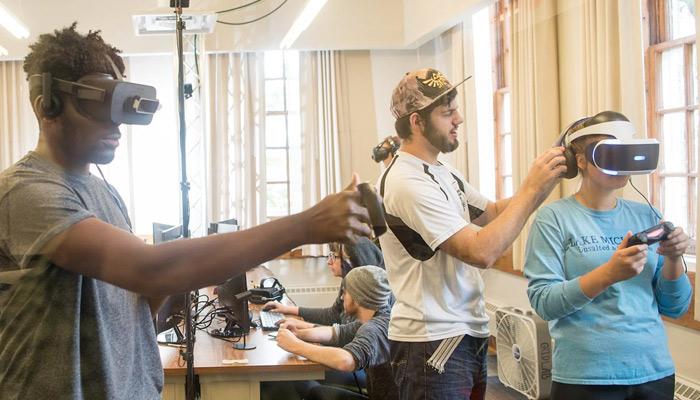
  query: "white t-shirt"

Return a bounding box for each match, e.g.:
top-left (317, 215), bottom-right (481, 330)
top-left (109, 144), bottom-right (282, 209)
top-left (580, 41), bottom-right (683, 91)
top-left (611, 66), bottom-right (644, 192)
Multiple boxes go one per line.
top-left (377, 151), bottom-right (490, 342)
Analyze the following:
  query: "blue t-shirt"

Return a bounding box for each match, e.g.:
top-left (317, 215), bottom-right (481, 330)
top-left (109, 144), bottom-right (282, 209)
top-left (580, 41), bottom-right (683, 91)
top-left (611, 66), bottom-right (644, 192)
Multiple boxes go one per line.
top-left (524, 196), bottom-right (692, 385)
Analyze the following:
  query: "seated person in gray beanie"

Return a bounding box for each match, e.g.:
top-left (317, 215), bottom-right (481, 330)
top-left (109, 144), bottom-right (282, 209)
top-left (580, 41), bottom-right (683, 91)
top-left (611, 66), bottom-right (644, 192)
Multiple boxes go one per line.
top-left (277, 266), bottom-right (399, 400)
top-left (263, 237), bottom-right (385, 333)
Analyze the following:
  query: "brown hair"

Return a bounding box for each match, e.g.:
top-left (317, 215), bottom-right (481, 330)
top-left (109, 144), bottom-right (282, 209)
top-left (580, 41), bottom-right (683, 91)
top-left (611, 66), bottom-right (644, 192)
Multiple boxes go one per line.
top-left (394, 89), bottom-right (458, 139)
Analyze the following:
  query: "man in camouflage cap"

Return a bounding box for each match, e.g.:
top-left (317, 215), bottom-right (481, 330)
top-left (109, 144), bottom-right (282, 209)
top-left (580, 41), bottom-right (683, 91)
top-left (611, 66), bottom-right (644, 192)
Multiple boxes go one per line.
top-left (377, 68), bottom-right (566, 400)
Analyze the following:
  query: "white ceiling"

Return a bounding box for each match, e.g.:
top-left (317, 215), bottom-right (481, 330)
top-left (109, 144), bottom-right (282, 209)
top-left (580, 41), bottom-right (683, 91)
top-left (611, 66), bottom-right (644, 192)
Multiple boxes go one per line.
top-left (0, 0), bottom-right (484, 60)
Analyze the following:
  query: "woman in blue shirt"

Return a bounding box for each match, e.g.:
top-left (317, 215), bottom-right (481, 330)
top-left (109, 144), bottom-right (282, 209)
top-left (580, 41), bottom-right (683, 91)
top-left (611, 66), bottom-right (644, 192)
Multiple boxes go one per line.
top-left (524, 111), bottom-right (693, 400)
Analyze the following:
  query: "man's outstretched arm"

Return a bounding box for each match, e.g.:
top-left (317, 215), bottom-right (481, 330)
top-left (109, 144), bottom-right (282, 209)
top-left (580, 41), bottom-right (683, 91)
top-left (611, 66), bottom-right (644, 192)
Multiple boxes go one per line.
top-left (45, 175), bottom-right (371, 297)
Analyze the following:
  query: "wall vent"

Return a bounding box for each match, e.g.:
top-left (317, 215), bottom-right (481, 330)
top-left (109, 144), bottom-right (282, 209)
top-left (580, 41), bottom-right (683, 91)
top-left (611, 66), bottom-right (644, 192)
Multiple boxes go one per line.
top-left (286, 286), bottom-right (340, 295)
top-left (676, 375), bottom-right (700, 400)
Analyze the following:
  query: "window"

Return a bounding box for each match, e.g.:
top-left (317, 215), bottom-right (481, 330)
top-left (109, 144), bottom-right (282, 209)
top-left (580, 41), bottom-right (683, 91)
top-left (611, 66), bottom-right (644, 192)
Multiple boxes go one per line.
top-left (99, 54), bottom-right (182, 237)
top-left (646, 0), bottom-right (697, 254)
top-left (493, 0), bottom-right (513, 199)
top-left (263, 51), bottom-right (302, 220)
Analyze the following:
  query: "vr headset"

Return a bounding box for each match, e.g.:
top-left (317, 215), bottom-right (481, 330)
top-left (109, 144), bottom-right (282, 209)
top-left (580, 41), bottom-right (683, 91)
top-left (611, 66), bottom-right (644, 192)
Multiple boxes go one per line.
top-left (372, 136), bottom-right (401, 163)
top-left (558, 112), bottom-right (659, 179)
top-left (235, 277), bottom-right (286, 304)
top-left (28, 58), bottom-right (160, 125)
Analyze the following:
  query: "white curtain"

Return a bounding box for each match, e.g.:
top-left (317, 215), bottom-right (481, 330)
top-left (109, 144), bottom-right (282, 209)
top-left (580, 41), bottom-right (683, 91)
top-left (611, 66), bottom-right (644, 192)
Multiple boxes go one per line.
top-left (299, 51), bottom-right (343, 256)
top-left (557, 0), bottom-right (648, 199)
top-left (510, 0), bottom-right (561, 270)
top-left (204, 52), bottom-right (264, 230)
top-left (0, 61), bottom-right (38, 170)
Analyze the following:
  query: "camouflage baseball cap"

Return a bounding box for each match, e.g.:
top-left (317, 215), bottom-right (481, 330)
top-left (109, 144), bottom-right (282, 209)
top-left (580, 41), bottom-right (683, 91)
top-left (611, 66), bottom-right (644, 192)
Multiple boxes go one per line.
top-left (390, 68), bottom-right (471, 119)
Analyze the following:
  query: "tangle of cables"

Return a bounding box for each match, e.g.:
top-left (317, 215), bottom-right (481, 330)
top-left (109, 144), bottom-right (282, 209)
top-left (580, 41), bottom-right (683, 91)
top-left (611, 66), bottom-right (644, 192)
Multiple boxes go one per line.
top-left (188, 294), bottom-right (247, 344)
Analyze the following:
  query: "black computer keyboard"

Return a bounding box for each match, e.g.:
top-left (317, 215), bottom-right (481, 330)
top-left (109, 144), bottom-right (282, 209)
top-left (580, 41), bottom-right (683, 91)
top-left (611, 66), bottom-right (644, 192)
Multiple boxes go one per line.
top-left (259, 310), bottom-right (284, 331)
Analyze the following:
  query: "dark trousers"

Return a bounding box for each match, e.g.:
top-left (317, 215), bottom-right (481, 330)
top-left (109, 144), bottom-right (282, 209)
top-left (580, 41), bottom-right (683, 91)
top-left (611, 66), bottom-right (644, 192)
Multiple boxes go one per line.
top-left (390, 335), bottom-right (488, 400)
top-left (551, 374), bottom-right (675, 400)
top-left (294, 370), bottom-right (368, 400)
top-left (302, 383), bottom-right (368, 400)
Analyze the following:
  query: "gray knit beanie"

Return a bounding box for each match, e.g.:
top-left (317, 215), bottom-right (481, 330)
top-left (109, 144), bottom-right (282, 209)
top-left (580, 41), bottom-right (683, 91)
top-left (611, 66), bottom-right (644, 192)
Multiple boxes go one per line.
top-left (344, 266), bottom-right (391, 310)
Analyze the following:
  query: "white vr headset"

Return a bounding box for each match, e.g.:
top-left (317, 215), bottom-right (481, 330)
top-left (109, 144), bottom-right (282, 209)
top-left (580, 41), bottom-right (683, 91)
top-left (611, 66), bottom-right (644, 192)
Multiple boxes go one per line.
top-left (559, 114), bottom-right (660, 179)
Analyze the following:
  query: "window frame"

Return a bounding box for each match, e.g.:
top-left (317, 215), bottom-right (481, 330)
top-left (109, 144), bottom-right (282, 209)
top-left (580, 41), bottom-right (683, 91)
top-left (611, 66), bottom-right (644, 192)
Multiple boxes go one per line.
top-left (645, 0), bottom-right (697, 255)
top-left (492, 0), bottom-right (513, 200)
top-left (263, 52), bottom-right (295, 220)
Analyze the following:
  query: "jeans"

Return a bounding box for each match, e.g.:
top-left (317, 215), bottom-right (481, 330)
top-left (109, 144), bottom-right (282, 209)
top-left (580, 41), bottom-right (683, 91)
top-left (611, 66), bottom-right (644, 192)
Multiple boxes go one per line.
top-left (390, 335), bottom-right (488, 400)
top-left (551, 374), bottom-right (675, 400)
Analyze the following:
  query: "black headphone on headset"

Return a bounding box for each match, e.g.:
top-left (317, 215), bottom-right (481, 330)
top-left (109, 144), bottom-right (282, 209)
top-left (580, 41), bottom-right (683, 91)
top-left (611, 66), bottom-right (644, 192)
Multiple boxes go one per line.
top-left (372, 136), bottom-right (401, 163)
top-left (40, 72), bottom-right (63, 118)
top-left (557, 117), bottom-right (590, 179)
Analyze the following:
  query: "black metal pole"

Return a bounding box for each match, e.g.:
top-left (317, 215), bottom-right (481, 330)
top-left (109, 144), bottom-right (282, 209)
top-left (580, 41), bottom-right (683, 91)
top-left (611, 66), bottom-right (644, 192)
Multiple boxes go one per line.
top-left (173, 3), bottom-right (195, 400)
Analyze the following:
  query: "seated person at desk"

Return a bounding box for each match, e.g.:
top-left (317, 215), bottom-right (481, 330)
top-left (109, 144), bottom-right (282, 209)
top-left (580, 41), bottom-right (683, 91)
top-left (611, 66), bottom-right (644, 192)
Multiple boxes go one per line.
top-left (0, 24), bottom-right (373, 400)
top-left (263, 237), bottom-right (385, 331)
top-left (277, 266), bottom-right (398, 400)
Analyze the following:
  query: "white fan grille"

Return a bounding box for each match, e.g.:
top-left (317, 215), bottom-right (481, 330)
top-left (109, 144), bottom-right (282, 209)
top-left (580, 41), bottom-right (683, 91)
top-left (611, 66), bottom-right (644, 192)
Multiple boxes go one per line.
top-left (496, 307), bottom-right (552, 400)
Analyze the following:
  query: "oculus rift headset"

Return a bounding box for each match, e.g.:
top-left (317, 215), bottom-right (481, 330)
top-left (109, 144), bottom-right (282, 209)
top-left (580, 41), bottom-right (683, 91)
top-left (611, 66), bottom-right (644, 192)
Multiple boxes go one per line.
top-left (28, 56), bottom-right (160, 125)
top-left (371, 135), bottom-right (401, 163)
top-left (557, 111), bottom-right (659, 179)
top-left (236, 277), bottom-right (286, 304)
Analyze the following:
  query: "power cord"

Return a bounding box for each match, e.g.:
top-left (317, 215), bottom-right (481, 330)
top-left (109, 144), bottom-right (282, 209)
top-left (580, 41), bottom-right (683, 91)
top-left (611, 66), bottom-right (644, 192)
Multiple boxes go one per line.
top-left (216, 0), bottom-right (263, 14)
top-left (217, 0), bottom-right (288, 26)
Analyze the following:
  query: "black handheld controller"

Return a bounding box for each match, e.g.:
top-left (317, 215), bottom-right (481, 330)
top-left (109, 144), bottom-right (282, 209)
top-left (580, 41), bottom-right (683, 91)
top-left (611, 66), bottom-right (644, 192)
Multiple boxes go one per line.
top-left (358, 182), bottom-right (387, 237)
top-left (627, 221), bottom-right (675, 247)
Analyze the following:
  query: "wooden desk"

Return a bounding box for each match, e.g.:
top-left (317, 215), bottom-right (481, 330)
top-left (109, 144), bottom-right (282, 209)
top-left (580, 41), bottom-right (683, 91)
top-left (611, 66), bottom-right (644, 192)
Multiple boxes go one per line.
top-left (160, 264), bottom-right (325, 400)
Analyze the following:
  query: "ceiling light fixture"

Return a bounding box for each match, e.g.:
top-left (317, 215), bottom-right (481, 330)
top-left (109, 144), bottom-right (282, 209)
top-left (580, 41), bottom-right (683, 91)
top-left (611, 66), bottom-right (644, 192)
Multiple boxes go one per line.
top-left (0, 2), bottom-right (29, 39)
top-left (280, 0), bottom-right (327, 49)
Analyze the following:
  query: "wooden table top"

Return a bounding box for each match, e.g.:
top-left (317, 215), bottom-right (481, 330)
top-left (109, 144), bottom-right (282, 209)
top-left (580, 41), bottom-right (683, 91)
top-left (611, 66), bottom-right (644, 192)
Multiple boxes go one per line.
top-left (159, 263), bottom-right (324, 376)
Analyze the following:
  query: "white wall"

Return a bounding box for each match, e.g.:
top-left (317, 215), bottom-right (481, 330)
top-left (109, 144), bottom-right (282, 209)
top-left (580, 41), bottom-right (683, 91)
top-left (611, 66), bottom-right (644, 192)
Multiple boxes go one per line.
top-left (0, 0), bottom-right (408, 60)
top-left (402, 0), bottom-right (489, 47)
top-left (369, 31), bottom-right (461, 149)
top-left (337, 51), bottom-right (380, 186)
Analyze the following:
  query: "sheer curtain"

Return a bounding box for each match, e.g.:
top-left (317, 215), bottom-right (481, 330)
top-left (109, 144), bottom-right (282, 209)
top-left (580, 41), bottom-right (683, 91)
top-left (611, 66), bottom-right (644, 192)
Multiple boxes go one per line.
top-left (557, 0), bottom-right (647, 199)
top-left (0, 60), bottom-right (38, 170)
top-left (299, 51), bottom-right (343, 256)
top-left (204, 52), bottom-right (264, 230)
top-left (510, 0), bottom-right (561, 270)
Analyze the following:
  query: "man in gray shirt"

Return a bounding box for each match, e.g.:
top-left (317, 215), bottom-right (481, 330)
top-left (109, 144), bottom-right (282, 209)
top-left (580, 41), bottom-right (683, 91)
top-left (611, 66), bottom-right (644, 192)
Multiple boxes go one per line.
top-left (277, 266), bottom-right (398, 400)
top-left (0, 24), bottom-right (372, 400)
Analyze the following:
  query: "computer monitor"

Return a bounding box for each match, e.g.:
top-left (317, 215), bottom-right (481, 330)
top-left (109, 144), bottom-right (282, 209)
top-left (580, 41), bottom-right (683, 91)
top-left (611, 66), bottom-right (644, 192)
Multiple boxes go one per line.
top-left (152, 222), bottom-right (186, 344)
top-left (153, 222), bottom-right (183, 245)
top-left (155, 294), bottom-right (188, 344)
top-left (216, 273), bottom-right (255, 350)
top-left (208, 218), bottom-right (238, 235)
top-left (217, 273), bottom-right (251, 333)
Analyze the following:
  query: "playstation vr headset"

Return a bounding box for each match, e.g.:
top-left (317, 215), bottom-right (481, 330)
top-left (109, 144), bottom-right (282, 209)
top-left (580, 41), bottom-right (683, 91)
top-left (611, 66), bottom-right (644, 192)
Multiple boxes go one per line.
top-left (558, 111), bottom-right (659, 179)
top-left (28, 56), bottom-right (160, 125)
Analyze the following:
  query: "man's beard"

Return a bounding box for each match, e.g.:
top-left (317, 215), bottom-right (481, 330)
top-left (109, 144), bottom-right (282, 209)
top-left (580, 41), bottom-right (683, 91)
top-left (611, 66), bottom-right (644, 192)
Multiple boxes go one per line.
top-left (424, 120), bottom-right (459, 153)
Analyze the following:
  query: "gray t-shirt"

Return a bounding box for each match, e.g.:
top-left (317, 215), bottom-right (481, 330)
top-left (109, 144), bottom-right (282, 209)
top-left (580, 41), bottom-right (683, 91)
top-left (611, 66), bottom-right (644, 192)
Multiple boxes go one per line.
top-left (0, 152), bottom-right (163, 400)
top-left (341, 305), bottom-right (398, 400)
top-left (298, 281), bottom-right (355, 326)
